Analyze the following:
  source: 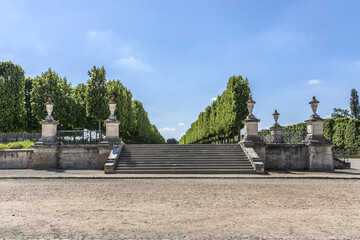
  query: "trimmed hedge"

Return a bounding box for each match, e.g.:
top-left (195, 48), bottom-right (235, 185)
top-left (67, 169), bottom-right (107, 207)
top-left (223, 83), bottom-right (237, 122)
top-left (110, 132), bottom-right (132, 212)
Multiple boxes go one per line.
top-left (0, 141), bottom-right (34, 150)
top-left (282, 118), bottom-right (360, 150)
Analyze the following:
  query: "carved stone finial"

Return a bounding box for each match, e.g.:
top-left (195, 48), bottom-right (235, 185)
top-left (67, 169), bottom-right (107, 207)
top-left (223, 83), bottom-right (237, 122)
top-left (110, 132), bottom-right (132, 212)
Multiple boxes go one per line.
top-left (273, 110), bottom-right (280, 125)
top-left (246, 95), bottom-right (256, 120)
top-left (45, 99), bottom-right (55, 120)
top-left (309, 96), bottom-right (320, 118)
top-left (108, 99), bottom-right (117, 120)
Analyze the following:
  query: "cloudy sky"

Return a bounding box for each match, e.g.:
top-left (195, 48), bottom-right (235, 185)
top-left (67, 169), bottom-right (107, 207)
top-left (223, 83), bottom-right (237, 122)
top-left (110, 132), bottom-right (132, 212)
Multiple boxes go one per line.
top-left (1, 0), bottom-right (360, 140)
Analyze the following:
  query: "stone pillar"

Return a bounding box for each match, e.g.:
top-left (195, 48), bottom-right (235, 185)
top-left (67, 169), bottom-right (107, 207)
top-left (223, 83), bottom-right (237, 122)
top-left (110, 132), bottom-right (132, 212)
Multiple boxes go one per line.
top-left (29, 99), bottom-right (59, 169)
top-left (35, 99), bottom-right (59, 146)
top-left (240, 96), bottom-right (264, 147)
top-left (303, 96), bottom-right (334, 171)
top-left (270, 110), bottom-right (283, 143)
top-left (102, 99), bottom-right (121, 145)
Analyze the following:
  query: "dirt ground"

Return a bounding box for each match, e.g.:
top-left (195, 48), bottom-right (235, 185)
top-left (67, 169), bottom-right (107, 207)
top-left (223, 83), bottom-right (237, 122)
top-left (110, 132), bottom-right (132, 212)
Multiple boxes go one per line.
top-left (0, 178), bottom-right (359, 239)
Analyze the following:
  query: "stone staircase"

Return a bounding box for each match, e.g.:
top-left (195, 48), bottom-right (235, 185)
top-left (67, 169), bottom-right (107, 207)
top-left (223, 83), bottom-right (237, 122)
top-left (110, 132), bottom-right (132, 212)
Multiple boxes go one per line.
top-left (114, 144), bottom-right (255, 174)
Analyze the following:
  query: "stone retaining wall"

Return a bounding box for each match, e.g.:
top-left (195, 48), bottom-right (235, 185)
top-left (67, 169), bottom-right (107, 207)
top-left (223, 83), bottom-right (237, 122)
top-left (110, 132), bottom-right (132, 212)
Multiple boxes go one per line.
top-left (0, 149), bottom-right (33, 169)
top-left (1, 145), bottom-right (112, 170)
top-left (264, 144), bottom-right (309, 171)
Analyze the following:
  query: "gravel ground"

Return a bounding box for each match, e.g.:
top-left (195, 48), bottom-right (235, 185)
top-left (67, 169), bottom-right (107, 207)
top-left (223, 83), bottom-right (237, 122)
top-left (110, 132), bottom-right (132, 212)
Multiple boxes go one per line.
top-left (0, 178), bottom-right (360, 239)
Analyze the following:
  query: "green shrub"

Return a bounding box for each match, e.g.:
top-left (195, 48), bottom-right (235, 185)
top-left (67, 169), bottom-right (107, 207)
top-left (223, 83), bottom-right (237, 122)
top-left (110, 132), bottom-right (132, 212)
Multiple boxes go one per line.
top-left (344, 118), bottom-right (360, 151)
top-left (0, 141), bottom-right (34, 150)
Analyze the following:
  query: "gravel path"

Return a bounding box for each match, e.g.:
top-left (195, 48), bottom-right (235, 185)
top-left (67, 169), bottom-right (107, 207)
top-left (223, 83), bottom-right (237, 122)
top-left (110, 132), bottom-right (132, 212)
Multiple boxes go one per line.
top-left (0, 178), bottom-right (359, 239)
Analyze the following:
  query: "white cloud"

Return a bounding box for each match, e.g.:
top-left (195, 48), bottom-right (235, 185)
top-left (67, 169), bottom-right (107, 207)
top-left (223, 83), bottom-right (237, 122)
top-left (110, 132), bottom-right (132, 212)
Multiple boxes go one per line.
top-left (211, 97), bottom-right (217, 101)
top-left (178, 123), bottom-right (185, 126)
top-left (308, 79), bottom-right (320, 85)
top-left (159, 127), bottom-right (176, 132)
top-left (114, 56), bottom-right (153, 72)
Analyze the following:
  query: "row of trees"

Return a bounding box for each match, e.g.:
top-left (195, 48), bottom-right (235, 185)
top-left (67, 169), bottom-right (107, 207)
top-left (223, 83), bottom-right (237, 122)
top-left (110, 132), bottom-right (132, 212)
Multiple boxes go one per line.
top-left (0, 61), bottom-right (165, 144)
top-left (179, 75), bottom-right (250, 144)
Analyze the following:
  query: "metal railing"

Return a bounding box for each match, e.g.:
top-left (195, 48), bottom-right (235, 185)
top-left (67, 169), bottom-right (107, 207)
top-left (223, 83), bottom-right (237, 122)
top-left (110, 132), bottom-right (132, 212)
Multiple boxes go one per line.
top-left (259, 129), bottom-right (308, 144)
top-left (57, 130), bottom-right (104, 145)
top-left (0, 132), bottom-right (41, 143)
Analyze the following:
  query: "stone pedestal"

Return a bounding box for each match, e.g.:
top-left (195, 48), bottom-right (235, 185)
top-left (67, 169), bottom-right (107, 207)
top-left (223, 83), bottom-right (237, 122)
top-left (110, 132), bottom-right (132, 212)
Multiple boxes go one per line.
top-left (304, 118), bottom-right (334, 171)
top-left (102, 119), bottom-right (121, 145)
top-left (241, 118), bottom-right (264, 146)
top-left (303, 97), bottom-right (334, 171)
top-left (101, 99), bottom-right (121, 145)
top-left (35, 120), bottom-right (59, 145)
top-left (270, 124), bottom-right (283, 143)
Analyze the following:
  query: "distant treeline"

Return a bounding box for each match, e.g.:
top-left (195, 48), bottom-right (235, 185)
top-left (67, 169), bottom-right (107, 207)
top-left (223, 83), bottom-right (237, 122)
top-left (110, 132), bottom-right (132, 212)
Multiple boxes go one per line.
top-left (0, 61), bottom-right (165, 144)
top-left (179, 76), bottom-right (250, 144)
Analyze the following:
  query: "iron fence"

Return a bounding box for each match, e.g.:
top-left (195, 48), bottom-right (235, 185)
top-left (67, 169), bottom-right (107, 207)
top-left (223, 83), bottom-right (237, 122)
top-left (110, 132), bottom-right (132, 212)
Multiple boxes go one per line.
top-left (259, 129), bottom-right (308, 144)
top-left (0, 132), bottom-right (41, 143)
top-left (57, 130), bottom-right (104, 145)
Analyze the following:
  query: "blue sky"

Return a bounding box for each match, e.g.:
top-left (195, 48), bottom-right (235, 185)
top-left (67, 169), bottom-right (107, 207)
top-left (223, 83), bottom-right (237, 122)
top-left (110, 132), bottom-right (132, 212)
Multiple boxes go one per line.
top-left (1, 0), bottom-right (360, 140)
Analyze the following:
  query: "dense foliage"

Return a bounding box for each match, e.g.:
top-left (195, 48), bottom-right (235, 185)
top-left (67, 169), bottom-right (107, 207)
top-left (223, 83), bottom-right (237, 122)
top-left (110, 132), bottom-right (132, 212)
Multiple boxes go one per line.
top-left (350, 88), bottom-right (360, 119)
top-left (0, 62), bottom-right (165, 144)
top-left (0, 140), bottom-right (34, 150)
top-left (166, 138), bottom-right (179, 144)
top-left (179, 75), bottom-right (250, 144)
top-left (86, 66), bottom-right (109, 131)
top-left (0, 61), bottom-right (26, 132)
top-left (275, 118), bottom-right (360, 151)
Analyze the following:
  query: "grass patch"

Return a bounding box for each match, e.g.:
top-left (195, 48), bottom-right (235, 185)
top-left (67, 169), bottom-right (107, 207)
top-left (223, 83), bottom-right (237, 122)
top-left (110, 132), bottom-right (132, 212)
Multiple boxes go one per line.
top-left (0, 141), bottom-right (34, 150)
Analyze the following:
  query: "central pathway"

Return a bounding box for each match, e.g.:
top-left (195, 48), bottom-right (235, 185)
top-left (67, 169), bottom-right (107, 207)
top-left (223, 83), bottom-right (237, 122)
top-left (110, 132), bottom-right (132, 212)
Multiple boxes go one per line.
top-left (115, 144), bottom-right (255, 174)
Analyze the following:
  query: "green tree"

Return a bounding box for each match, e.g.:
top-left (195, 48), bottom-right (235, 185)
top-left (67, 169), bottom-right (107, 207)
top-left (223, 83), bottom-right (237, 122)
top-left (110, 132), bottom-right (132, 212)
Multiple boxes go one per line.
top-left (24, 77), bottom-right (39, 132)
top-left (344, 118), bottom-right (360, 151)
top-left (31, 68), bottom-right (74, 130)
top-left (180, 75), bottom-right (250, 144)
top-left (0, 61), bottom-right (26, 132)
top-left (331, 108), bottom-right (350, 118)
top-left (85, 66), bottom-right (109, 132)
top-left (166, 138), bottom-right (179, 144)
top-left (72, 83), bottom-right (91, 129)
top-left (107, 80), bottom-right (134, 140)
top-left (350, 88), bottom-right (360, 119)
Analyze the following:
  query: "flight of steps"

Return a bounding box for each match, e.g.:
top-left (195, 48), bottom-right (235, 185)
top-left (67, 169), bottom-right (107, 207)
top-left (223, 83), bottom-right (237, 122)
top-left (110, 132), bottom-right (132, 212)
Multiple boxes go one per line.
top-left (114, 144), bottom-right (255, 174)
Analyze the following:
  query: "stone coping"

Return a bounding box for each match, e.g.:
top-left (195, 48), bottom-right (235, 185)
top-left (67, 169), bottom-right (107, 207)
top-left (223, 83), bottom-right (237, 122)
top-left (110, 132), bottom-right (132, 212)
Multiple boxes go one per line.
top-left (0, 169), bottom-right (359, 180)
top-left (0, 149), bottom-right (34, 152)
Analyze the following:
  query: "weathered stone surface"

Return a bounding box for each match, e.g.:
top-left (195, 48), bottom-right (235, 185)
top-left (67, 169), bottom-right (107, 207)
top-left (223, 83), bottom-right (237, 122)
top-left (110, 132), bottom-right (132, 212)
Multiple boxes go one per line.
top-left (308, 145), bottom-right (334, 171)
top-left (59, 145), bottom-right (100, 170)
top-left (265, 144), bottom-right (308, 171)
top-left (0, 149), bottom-right (33, 169)
top-left (28, 145), bottom-right (59, 169)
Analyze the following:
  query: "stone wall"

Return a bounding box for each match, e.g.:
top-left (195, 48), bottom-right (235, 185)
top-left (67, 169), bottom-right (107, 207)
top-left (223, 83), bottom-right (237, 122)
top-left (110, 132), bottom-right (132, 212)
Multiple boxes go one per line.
top-left (59, 145), bottom-right (100, 169)
top-left (1, 145), bottom-right (112, 170)
top-left (0, 149), bottom-right (33, 169)
top-left (264, 144), bottom-right (309, 171)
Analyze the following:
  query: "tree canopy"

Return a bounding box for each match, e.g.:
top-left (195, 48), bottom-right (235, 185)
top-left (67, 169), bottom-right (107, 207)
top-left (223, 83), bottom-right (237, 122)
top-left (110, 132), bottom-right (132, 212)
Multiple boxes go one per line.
top-left (0, 62), bottom-right (165, 144)
top-left (179, 75), bottom-right (250, 144)
top-left (0, 61), bottom-right (26, 132)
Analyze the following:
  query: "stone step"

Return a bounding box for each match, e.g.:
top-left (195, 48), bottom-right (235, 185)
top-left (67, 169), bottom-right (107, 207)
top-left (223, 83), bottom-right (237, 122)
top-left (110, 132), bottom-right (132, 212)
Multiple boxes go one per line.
top-left (114, 144), bottom-right (254, 174)
top-left (114, 169), bottom-right (256, 174)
